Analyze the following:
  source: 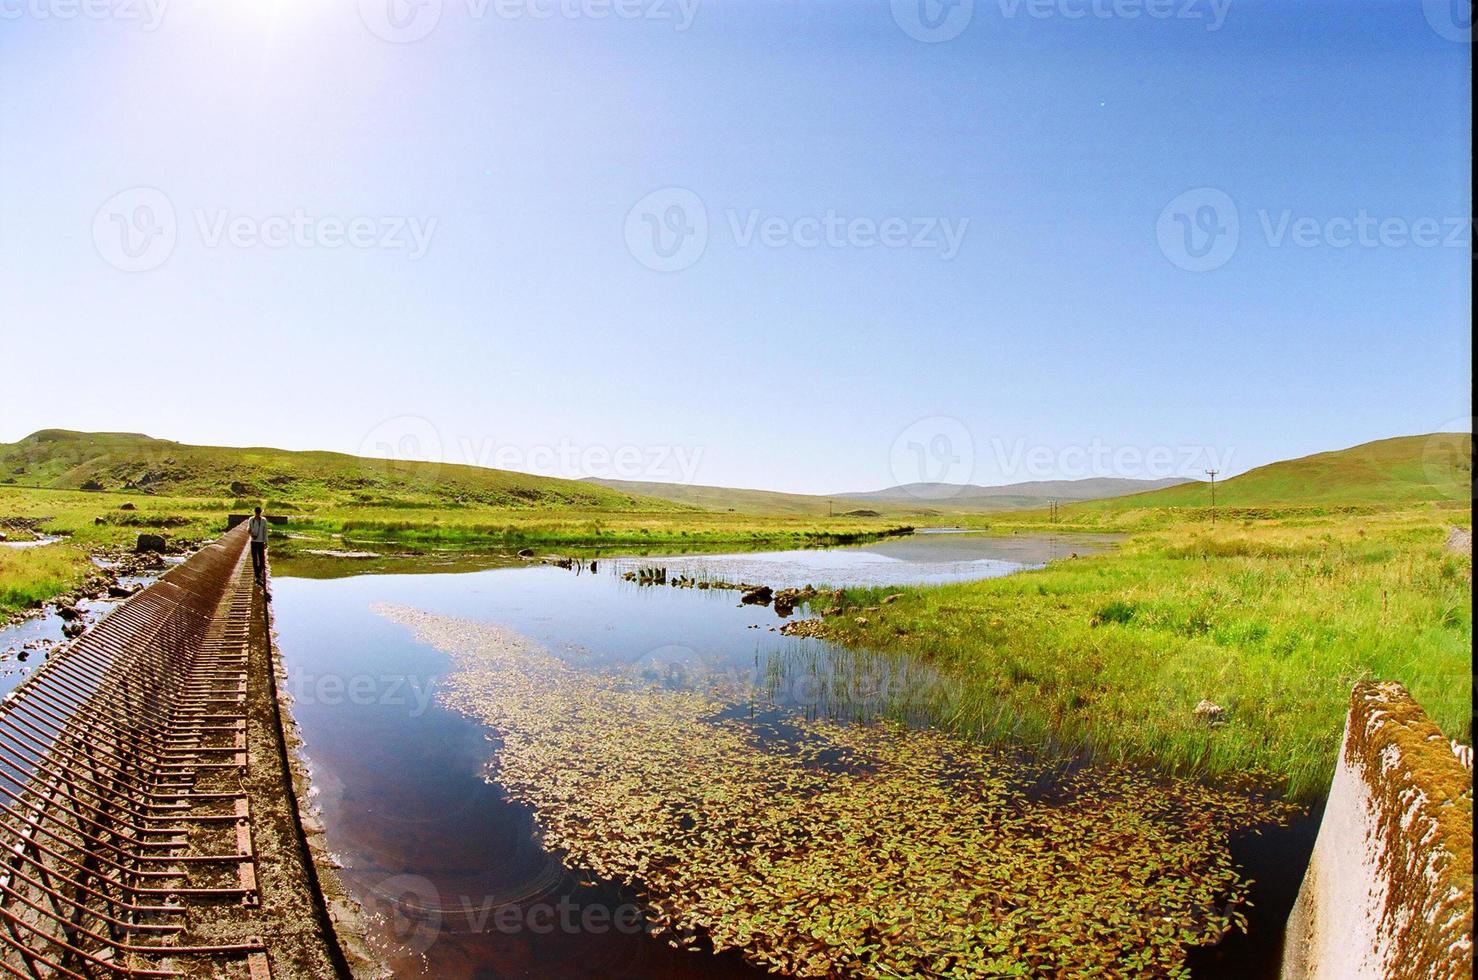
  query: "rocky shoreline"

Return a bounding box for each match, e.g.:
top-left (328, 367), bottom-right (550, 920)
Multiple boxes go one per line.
top-left (1, 528), bottom-right (199, 640)
top-left (612, 561), bottom-right (912, 633)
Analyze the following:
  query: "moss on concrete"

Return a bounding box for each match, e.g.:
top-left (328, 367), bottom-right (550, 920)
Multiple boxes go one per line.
top-left (1345, 681), bottom-right (1473, 980)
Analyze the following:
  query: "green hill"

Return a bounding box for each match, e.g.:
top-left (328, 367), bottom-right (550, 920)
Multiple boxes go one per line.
top-left (1088, 433), bottom-right (1472, 510)
top-left (5, 429), bottom-right (1467, 518)
top-left (0, 429), bottom-right (665, 511)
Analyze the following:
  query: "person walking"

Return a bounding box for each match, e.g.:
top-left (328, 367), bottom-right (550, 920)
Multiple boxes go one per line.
top-left (247, 506), bottom-right (270, 593)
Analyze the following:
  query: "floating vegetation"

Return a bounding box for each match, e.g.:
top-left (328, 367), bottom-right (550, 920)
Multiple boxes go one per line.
top-left (376, 605), bottom-right (1297, 979)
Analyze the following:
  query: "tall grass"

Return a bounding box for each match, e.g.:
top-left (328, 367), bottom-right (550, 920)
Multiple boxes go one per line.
top-left (820, 509), bottom-right (1472, 798)
top-left (0, 544), bottom-right (91, 616)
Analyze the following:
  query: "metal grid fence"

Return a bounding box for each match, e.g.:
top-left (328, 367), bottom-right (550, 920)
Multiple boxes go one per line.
top-left (0, 525), bottom-right (271, 979)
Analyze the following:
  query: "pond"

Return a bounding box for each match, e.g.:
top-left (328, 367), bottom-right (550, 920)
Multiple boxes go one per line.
top-left (269, 531), bottom-right (1314, 979)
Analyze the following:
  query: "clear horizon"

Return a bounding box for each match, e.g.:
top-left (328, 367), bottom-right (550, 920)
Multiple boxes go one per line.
top-left (1, 0), bottom-right (1470, 495)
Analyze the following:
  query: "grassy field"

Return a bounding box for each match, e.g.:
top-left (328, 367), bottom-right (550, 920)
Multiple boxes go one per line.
top-left (0, 543), bottom-right (94, 619)
top-left (807, 435), bottom-right (1473, 798)
top-left (1079, 432), bottom-right (1472, 510)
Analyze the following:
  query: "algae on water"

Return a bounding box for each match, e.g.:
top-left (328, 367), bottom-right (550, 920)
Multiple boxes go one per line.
top-left (376, 604), bottom-right (1296, 979)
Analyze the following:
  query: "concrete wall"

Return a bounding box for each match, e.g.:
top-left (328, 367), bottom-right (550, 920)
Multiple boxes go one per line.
top-left (1282, 682), bottom-right (1473, 980)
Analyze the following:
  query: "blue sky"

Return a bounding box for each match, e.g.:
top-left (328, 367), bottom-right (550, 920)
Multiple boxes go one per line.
top-left (0, 0), bottom-right (1470, 493)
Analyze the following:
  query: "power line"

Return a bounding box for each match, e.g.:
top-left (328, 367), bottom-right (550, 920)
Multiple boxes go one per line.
top-left (1205, 469), bottom-right (1219, 524)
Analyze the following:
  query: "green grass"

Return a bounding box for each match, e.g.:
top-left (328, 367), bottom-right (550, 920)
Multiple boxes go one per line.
top-left (0, 543), bottom-right (93, 618)
top-left (815, 506), bottom-right (1471, 798)
top-left (1086, 432), bottom-right (1472, 510)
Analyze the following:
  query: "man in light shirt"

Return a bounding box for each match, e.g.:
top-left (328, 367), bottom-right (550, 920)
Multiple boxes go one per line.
top-left (247, 506), bottom-right (269, 592)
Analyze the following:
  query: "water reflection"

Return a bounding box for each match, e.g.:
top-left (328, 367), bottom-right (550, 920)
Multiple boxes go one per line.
top-left (604, 530), bottom-right (1118, 590)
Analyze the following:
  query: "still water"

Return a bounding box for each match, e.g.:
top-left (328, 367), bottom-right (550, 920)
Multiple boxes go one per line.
top-left (268, 532), bottom-right (1310, 979)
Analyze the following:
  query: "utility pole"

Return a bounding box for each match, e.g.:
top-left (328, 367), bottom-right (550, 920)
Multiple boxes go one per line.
top-left (1205, 469), bottom-right (1219, 525)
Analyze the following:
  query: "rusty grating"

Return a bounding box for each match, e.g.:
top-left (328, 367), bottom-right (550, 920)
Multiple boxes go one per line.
top-left (0, 525), bottom-right (272, 979)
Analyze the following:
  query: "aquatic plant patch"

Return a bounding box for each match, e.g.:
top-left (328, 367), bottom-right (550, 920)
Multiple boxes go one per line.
top-left (376, 605), bottom-right (1296, 978)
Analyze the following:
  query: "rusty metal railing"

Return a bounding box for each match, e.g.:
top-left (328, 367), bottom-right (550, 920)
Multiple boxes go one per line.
top-left (0, 525), bottom-right (271, 979)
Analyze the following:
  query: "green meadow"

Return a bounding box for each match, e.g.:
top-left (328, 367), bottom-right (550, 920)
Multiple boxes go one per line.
top-left (0, 543), bottom-right (94, 619)
top-left (818, 505), bottom-right (1469, 798)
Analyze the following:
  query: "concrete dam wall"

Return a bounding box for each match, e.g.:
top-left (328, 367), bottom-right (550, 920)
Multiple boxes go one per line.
top-left (1282, 681), bottom-right (1473, 980)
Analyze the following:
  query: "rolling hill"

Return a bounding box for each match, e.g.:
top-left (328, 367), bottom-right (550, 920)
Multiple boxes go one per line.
top-left (587, 475), bottom-right (1193, 515)
top-left (1085, 433), bottom-right (1473, 510)
top-left (5, 429), bottom-right (1465, 519)
top-left (0, 430), bottom-right (663, 511)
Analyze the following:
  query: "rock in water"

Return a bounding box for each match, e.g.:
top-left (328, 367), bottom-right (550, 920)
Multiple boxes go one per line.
top-left (1193, 699), bottom-right (1225, 725)
top-left (740, 585), bottom-right (773, 606)
top-left (136, 533), bottom-right (167, 553)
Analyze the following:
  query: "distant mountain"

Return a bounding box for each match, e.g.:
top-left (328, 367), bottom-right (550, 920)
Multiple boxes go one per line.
top-left (586, 476), bottom-right (1194, 515)
top-left (1085, 433), bottom-right (1472, 510)
top-left (581, 479), bottom-right (850, 515)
